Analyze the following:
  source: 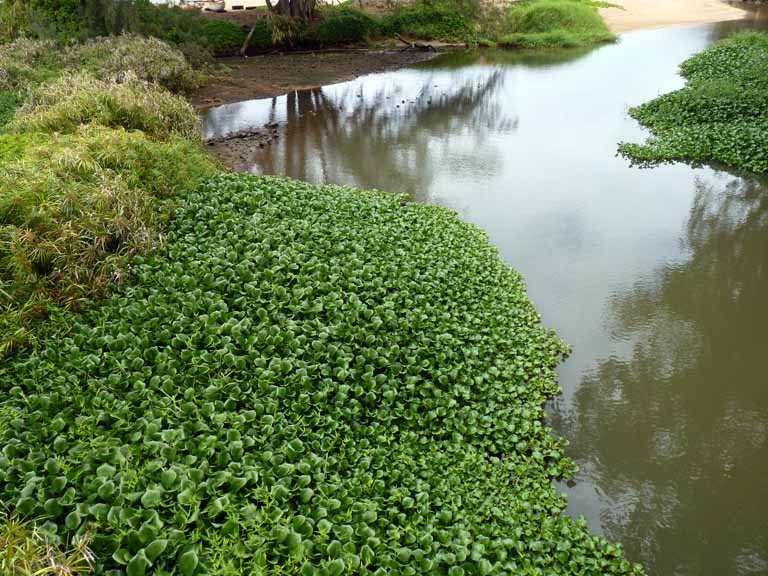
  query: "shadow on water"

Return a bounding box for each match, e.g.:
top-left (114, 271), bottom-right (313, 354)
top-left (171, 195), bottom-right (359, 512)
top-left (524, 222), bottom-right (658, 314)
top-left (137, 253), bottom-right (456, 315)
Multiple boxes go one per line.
top-left (558, 171), bottom-right (768, 576)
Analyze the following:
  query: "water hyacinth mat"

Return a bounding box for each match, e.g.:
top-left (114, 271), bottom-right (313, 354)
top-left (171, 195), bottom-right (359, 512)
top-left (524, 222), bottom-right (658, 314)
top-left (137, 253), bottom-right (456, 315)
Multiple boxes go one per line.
top-left (0, 174), bottom-right (643, 575)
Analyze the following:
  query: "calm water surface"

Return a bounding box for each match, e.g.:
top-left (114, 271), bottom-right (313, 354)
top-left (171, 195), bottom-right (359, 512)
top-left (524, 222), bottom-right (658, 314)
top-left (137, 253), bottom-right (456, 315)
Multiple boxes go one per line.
top-left (203, 17), bottom-right (768, 576)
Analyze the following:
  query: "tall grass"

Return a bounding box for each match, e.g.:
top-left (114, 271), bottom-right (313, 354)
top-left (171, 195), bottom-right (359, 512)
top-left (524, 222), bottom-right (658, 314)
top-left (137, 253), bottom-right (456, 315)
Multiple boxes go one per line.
top-left (0, 126), bottom-right (217, 355)
top-left (9, 72), bottom-right (200, 140)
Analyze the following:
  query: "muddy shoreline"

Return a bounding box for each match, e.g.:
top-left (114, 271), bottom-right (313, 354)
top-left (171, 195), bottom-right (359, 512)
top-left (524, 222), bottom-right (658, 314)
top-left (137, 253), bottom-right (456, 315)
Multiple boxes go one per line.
top-left (192, 49), bottom-right (439, 110)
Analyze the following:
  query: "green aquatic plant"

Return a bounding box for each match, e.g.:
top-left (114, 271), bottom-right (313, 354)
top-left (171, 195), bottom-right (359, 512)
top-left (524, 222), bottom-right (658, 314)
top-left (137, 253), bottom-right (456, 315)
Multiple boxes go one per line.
top-left (619, 31), bottom-right (768, 173)
top-left (0, 174), bottom-right (645, 575)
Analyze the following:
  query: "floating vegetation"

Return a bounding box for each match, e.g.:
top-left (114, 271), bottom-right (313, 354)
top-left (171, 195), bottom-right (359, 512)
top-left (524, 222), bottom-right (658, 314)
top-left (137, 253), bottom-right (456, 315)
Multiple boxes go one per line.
top-left (0, 175), bottom-right (644, 575)
top-left (619, 31), bottom-right (768, 173)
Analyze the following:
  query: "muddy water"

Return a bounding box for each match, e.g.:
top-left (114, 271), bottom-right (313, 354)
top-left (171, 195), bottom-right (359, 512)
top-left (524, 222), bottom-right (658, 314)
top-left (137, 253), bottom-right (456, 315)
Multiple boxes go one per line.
top-left (203, 18), bottom-right (768, 576)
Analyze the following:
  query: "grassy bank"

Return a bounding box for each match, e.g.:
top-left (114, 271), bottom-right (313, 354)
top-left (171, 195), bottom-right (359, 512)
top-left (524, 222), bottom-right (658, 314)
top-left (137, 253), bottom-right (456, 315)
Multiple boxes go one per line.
top-left (0, 173), bottom-right (643, 576)
top-left (619, 31), bottom-right (768, 174)
top-left (0, 36), bottom-right (216, 355)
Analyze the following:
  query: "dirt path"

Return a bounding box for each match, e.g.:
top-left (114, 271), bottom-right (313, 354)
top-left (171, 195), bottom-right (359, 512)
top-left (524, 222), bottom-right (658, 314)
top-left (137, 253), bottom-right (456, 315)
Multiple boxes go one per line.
top-left (192, 49), bottom-right (437, 109)
top-left (600, 0), bottom-right (748, 33)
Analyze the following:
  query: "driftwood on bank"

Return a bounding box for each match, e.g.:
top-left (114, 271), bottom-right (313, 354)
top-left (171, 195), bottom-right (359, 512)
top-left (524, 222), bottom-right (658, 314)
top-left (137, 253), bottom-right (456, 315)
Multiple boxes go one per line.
top-left (395, 33), bottom-right (438, 52)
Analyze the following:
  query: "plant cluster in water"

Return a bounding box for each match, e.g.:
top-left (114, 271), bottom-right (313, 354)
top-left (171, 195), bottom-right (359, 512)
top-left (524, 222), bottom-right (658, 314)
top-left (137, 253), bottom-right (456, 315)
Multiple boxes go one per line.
top-left (0, 175), bottom-right (644, 576)
top-left (619, 31), bottom-right (768, 174)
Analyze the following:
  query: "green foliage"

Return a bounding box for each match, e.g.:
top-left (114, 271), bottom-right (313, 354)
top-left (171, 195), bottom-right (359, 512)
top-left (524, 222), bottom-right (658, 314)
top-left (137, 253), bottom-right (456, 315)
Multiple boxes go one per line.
top-left (0, 126), bottom-right (216, 355)
top-left (9, 72), bottom-right (200, 140)
top-left (0, 133), bottom-right (31, 164)
top-left (0, 506), bottom-right (95, 575)
top-left (0, 174), bottom-right (645, 576)
top-left (619, 31), bottom-right (768, 173)
top-left (500, 0), bottom-right (615, 48)
top-left (382, 0), bottom-right (474, 41)
top-left (0, 91), bottom-right (22, 129)
top-left (307, 7), bottom-right (382, 45)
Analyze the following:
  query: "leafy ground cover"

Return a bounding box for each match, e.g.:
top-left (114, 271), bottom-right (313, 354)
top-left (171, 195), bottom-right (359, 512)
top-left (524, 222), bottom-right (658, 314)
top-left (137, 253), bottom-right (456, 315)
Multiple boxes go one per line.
top-left (619, 31), bottom-right (768, 174)
top-left (0, 173), bottom-right (644, 576)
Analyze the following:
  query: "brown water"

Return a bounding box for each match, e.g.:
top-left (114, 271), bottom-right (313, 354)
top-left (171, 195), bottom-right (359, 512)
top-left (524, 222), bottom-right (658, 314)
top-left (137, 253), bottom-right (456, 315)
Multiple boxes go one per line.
top-left (203, 18), bottom-right (768, 576)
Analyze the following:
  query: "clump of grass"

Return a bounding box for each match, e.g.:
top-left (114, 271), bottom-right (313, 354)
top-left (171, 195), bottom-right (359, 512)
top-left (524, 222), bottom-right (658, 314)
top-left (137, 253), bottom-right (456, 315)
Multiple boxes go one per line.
top-left (619, 31), bottom-right (768, 173)
top-left (0, 506), bottom-right (96, 576)
top-left (65, 34), bottom-right (203, 93)
top-left (0, 125), bottom-right (216, 355)
top-left (0, 38), bottom-right (60, 91)
top-left (8, 72), bottom-right (200, 140)
top-left (500, 0), bottom-right (615, 48)
top-left (1, 35), bottom-right (204, 94)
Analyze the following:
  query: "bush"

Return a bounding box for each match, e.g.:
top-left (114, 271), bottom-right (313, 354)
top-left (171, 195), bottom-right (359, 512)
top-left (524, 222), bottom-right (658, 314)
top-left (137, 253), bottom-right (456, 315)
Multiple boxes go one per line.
top-left (619, 31), bottom-right (768, 173)
top-left (382, 0), bottom-right (473, 41)
top-left (0, 173), bottom-right (644, 576)
top-left (0, 126), bottom-right (216, 354)
top-left (247, 18), bottom-right (275, 50)
top-left (200, 18), bottom-right (247, 55)
top-left (307, 7), bottom-right (382, 45)
top-left (500, 0), bottom-right (614, 47)
top-left (66, 34), bottom-right (203, 93)
top-left (9, 72), bottom-right (200, 141)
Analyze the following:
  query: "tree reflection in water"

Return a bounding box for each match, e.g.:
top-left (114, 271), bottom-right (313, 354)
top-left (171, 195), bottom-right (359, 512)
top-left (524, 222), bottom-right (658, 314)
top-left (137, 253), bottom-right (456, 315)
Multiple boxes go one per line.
top-left (251, 68), bottom-right (512, 200)
top-left (562, 172), bottom-right (768, 576)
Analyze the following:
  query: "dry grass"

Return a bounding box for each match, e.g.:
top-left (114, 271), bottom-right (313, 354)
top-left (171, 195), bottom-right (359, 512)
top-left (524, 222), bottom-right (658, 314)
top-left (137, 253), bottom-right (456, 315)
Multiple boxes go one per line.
top-left (0, 508), bottom-right (95, 576)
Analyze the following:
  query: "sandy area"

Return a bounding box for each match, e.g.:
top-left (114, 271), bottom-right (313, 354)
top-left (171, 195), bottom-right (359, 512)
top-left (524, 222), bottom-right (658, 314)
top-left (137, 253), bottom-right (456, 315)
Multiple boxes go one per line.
top-left (600, 0), bottom-right (749, 33)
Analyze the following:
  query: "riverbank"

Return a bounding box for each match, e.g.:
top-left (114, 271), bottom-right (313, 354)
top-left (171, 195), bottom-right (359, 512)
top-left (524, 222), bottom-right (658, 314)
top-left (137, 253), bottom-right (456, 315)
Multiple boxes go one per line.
top-left (600, 0), bottom-right (747, 33)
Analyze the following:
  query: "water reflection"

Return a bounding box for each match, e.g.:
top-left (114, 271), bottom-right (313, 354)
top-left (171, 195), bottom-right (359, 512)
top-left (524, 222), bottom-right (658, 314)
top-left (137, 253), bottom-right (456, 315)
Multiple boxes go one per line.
top-left (563, 172), bottom-right (768, 576)
top-left (254, 69), bottom-right (510, 198)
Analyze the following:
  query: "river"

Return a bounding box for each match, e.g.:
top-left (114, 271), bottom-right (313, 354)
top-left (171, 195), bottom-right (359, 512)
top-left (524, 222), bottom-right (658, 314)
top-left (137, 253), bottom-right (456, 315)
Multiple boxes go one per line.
top-left (202, 17), bottom-right (768, 576)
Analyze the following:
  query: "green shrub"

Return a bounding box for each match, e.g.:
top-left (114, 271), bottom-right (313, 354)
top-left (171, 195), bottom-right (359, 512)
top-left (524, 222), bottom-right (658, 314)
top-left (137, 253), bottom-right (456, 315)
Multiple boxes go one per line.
top-left (66, 34), bottom-right (203, 93)
top-left (247, 18), bottom-right (275, 49)
top-left (0, 173), bottom-right (644, 576)
top-left (382, 0), bottom-right (473, 41)
top-left (619, 31), bottom-right (768, 173)
top-left (0, 125), bottom-right (216, 354)
top-left (500, 0), bottom-right (614, 47)
top-left (9, 72), bottom-right (200, 141)
top-left (200, 18), bottom-right (247, 55)
top-left (307, 7), bottom-right (382, 44)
